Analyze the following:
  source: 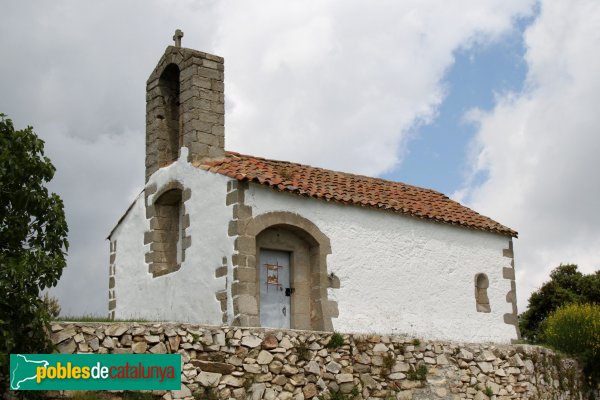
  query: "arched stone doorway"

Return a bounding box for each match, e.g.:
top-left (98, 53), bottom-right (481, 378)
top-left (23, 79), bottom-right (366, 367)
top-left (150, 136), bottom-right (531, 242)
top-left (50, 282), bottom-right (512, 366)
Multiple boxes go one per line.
top-left (232, 212), bottom-right (337, 331)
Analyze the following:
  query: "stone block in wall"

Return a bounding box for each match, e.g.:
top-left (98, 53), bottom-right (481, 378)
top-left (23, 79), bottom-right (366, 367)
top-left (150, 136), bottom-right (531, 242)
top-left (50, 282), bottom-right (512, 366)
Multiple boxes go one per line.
top-left (233, 294), bottom-right (258, 316)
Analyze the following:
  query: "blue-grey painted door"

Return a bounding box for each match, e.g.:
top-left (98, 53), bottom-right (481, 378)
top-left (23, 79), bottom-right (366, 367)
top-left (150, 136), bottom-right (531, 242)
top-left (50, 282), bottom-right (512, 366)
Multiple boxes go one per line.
top-left (259, 249), bottom-right (291, 329)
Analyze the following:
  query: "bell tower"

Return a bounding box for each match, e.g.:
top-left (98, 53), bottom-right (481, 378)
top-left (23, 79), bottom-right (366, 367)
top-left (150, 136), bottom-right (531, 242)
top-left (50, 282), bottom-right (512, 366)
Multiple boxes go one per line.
top-left (145, 29), bottom-right (225, 181)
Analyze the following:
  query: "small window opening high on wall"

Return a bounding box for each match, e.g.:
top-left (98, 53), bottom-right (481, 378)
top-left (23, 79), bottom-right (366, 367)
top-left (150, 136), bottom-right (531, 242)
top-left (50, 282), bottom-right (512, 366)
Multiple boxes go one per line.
top-left (475, 273), bottom-right (491, 313)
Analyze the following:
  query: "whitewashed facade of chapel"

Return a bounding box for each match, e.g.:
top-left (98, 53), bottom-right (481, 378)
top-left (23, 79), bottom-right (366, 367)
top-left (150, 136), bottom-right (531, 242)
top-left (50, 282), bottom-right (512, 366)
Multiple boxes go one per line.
top-left (108, 37), bottom-right (520, 343)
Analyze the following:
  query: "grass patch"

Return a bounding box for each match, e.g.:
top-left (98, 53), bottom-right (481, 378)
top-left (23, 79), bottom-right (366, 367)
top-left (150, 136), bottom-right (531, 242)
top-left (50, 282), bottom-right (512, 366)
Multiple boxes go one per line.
top-left (319, 389), bottom-right (352, 400)
top-left (56, 315), bottom-right (154, 323)
top-left (511, 339), bottom-right (529, 345)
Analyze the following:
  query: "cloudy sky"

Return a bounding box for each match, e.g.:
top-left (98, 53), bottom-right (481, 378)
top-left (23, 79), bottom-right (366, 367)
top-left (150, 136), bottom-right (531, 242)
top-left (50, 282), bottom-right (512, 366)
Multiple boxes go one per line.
top-left (1, 0), bottom-right (599, 318)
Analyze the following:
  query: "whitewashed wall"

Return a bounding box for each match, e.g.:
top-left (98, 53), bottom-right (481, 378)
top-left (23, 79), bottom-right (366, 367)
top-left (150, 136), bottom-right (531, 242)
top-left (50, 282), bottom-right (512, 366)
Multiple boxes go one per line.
top-left (111, 148), bottom-right (233, 324)
top-left (111, 155), bottom-right (517, 343)
top-left (246, 184), bottom-right (517, 343)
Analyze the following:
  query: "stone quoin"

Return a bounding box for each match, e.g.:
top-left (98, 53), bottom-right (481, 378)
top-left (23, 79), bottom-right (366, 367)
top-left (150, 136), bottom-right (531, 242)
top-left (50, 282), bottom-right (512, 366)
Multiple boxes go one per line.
top-left (107, 31), bottom-right (520, 343)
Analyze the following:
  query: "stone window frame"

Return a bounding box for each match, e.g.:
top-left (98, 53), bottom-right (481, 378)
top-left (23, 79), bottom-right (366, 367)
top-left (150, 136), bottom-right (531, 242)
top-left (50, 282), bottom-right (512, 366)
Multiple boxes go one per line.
top-left (144, 181), bottom-right (191, 278)
top-left (474, 273), bottom-right (491, 313)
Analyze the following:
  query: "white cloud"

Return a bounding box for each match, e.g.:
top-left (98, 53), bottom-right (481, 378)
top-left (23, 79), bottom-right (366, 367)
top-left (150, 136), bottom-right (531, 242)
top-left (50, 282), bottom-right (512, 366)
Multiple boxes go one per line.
top-left (217, 0), bottom-right (535, 175)
top-left (46, 128), bottom-right (145, 316)
top-left (0, 0), bottom-right (534, 315)
top-left (458, 0), bottom-right (600, 311)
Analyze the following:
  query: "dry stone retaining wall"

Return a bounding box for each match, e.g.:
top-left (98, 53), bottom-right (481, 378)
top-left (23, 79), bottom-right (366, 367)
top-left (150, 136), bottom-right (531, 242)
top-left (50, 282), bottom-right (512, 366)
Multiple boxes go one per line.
top-left (48, 322), bottom-right (593, 400)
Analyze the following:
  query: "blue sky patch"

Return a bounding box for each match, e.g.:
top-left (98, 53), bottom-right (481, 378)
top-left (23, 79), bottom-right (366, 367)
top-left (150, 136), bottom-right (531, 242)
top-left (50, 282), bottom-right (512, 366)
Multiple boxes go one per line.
top-left (383, 15), bottom-right (534, 196)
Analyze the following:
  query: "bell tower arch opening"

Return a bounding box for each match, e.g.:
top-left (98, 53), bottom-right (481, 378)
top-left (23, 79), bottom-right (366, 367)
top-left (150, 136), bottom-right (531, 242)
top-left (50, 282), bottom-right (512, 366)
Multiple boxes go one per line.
top-left (158, 63), bottom-right (181, 166)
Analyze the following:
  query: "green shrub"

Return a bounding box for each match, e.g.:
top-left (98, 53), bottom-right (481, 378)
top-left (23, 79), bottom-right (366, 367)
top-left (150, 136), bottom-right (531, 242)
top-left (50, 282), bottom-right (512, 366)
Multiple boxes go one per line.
top-left (519, 264), bottom-right (600, 343)
top-left (381, 353), bottom-right (396, 375)
top-left (297, 339), bottom-right (311, 360)
top-left (544, 303), bottom-right (600, 385)
top-left (407, 364), bottom-right (428, 381)
top-left (326, 332), bottom-right (344, 349)
top-left (43, 293), bottom-right (61, 319)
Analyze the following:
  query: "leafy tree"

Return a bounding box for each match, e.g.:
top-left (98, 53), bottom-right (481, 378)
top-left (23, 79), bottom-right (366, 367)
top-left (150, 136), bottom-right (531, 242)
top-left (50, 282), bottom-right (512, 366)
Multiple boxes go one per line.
top-left (0, 114), bottom-right (69, 387)
top-left (519, 264), bottom-right (600, 342)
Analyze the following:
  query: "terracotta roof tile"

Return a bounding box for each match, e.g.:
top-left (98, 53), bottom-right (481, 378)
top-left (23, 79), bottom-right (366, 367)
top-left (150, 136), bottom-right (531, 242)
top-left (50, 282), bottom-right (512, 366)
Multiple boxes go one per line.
top-left (196, 151), bottom-right (517, 237)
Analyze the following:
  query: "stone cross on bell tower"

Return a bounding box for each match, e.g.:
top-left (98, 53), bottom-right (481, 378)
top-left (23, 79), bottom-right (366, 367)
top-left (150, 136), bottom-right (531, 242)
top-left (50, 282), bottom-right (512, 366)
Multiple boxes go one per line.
top-left (173, 29), bottom-right (183, 47)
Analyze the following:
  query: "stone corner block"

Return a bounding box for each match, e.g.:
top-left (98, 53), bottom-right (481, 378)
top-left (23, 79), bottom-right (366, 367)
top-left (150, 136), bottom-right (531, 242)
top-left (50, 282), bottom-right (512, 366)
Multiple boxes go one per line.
top-left (233, 294), bottom-right (258, 316)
